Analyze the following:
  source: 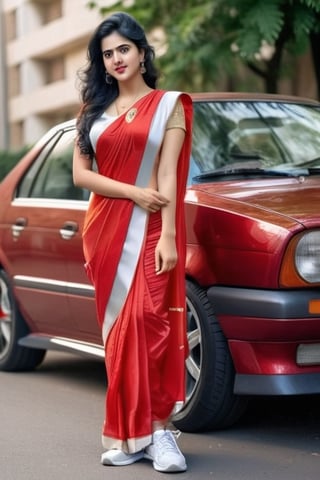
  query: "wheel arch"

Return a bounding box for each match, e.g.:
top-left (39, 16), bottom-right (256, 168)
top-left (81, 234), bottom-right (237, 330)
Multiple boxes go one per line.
top-left (173, 278), bottom-right (248, 432)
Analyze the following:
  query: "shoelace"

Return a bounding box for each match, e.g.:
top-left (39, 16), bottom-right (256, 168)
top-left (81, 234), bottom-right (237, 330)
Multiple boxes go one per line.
top-left (156, 431), bottom-right (180, 454)
top-left (171, 429), bottom-right (182, 439)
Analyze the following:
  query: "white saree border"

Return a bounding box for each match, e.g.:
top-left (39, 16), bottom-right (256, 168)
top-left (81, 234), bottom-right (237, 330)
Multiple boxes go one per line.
top-left (100, 91), bottom-right (183, 345)
top-left (102, 432), bottom-right (152, 454)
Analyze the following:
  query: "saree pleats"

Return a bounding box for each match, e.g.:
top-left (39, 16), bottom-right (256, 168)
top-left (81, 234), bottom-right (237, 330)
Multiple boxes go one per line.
top-left (103, 212), bottom-right (174, 451)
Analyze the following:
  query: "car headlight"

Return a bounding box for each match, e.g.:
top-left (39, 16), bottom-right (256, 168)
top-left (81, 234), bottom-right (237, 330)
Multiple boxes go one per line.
top-left (295, 231), bottom-right (320, 283)
top-left (280, 230), bottom-right (320, 287)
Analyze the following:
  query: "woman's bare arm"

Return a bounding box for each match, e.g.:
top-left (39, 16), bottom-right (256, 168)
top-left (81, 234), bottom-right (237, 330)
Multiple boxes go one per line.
top-left (155, 126), bottom-right (186, 274)
top-left (73, 141), bottom-right (169, 211)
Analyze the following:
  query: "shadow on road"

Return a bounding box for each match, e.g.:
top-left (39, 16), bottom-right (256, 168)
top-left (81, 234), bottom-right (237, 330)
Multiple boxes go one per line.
top-left (31, 351), bottom-right (106, 390)
top-left (240, 394), bottom-right (320, 429)
top-left (18, 351), bottom-right (320, 435)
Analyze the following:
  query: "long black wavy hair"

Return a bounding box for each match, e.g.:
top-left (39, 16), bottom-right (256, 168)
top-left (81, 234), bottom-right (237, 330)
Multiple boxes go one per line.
top-left (76, 12), bottom-right (159, 157)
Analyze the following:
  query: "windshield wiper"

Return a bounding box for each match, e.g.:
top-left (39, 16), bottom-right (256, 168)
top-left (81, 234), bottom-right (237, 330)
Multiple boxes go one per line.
top-left (229, 152), bottom-right (262, 160)
top-left (295, 157), bottom-right (320, 168)
top-left (193, 167), bottom-right (309, 182)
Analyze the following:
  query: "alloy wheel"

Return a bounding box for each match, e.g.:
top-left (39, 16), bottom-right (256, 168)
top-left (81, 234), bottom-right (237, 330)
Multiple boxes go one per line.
top-left (0, 277), bottom-right (12, 360)
top-left (185, 295), bottom-right (202, 402)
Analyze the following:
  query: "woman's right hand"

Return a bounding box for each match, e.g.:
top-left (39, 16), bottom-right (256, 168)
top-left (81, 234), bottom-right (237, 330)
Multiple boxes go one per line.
top-left (132, 187), bottom-right (169, 212)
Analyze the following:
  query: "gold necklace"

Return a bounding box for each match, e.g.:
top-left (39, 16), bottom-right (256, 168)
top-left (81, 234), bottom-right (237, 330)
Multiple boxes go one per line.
top-left (115, 95), bottom-right (139, 116)
top-left (115, 89), bottom-right (151, 116)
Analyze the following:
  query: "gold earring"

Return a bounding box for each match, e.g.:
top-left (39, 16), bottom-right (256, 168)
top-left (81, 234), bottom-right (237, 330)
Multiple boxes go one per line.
top-left (105, 71), bottom-right (113, 84)
top-left (140, 61), bottom-right (146, 74)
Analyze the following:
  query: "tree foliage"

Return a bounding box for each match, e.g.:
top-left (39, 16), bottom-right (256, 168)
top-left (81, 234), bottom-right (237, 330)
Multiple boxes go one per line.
top-left (0, 147), bottom-right (29, 181)
top-left (87, 0), bottom-right (320, 97)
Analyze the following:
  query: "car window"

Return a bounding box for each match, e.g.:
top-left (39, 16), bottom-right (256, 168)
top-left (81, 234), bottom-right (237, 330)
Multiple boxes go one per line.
top-left (191, 101), bottom-right (320, 181)
top-left (17, 128), bottom-right (89, 201)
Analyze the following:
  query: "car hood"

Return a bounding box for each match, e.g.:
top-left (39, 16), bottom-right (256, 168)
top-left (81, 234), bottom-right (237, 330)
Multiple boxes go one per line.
top-left (188, 176), bottom-right (320, 229)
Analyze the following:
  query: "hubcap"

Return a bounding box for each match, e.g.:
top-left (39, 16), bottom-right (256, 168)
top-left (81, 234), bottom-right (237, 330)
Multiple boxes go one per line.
top-left (185, 296), bottom-right (202, 402)
top-left (0, 278), bottom-right (12, 360)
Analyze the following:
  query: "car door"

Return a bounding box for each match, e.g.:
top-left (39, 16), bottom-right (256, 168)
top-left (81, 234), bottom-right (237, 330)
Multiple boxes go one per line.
top-left (0, 126), bottom-right (92, 338)
top-left (63, 194), bottom-right (101, 343)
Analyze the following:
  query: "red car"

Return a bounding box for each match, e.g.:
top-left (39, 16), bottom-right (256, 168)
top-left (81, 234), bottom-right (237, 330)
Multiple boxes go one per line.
top-left (1, 93), bottom-right (320, 431)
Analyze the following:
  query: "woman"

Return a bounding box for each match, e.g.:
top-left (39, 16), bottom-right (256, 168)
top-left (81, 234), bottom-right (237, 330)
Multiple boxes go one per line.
top-left (73, 12), bottom-right (193, 473)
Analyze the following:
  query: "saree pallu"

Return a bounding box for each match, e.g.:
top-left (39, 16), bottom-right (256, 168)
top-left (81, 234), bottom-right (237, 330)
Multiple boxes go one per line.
top-left (82, 90), bottom-right (193, 453)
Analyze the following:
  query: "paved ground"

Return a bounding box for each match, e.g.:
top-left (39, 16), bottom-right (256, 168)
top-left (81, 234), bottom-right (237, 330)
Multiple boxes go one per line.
top-left (1, 351), bottom-right (319, 479)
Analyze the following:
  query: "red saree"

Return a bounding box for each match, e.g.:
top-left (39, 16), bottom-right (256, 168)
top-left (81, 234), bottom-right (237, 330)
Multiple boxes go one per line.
top-left (82, 90), bottom-right (193, 453)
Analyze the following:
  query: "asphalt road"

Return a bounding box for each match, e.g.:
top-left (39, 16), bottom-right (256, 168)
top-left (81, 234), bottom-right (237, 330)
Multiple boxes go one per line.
top-left (0, 351), bottom-right (319, 480)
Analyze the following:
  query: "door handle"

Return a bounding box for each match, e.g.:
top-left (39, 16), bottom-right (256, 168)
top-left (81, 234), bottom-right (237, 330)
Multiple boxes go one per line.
top-left (12, 217), bottom-right (27, 240)
top-left (60, 221), bottom-right (78, 240)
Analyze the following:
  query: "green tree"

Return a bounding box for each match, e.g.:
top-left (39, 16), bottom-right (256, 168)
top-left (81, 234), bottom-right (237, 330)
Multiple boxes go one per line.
top-left (87, 0), bottom-right (320, 98)
top-left (0, 147), bottom-right (29, 181)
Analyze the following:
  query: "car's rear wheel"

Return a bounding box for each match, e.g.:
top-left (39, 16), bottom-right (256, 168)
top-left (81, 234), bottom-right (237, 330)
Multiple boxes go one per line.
top-left (172, 280), bottom-right (248, 432)
top-left (0, 269), bottom-right (46, 371)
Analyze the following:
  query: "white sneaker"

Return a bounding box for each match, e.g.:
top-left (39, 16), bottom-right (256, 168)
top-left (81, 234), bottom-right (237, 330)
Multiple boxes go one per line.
top-left (101, 449), bottom-right (144, 466)
top-left (144, 429), bottom-right (187, 472)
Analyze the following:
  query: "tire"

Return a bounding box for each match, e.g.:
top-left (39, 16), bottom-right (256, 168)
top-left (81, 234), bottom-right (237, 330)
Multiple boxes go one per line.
top-left (0, 269), bottom-right (46, 371)
top-left (172, 280), bottom-right (248, 432)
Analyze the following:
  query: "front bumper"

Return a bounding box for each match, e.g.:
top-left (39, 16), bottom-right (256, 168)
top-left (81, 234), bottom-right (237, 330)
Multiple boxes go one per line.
top-left (207, 286), bottom-right (320, 341)
top-left (234, 372), bottom-right (320, 395)
top-left (207, 286), bottom-right (320, 395)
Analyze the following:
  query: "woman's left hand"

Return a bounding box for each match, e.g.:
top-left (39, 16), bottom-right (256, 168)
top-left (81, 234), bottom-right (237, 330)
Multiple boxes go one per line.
top-left (155, 234), bottom-right (177, 274)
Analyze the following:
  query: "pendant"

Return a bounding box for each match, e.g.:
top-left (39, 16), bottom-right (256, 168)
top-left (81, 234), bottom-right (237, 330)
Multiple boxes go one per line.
top-left (125, 107), bottom-right (138, 123)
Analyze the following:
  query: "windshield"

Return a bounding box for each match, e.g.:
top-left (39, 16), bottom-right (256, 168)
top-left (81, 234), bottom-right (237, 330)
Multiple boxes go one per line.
top-left (189, 100), bottom-right (320, 184)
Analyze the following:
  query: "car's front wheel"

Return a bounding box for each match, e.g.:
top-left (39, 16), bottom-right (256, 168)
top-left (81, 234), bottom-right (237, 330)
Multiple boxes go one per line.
top-left (0, 269), bottom-right (46, 371)
top-left (172, 280), bottom-right (248, 432)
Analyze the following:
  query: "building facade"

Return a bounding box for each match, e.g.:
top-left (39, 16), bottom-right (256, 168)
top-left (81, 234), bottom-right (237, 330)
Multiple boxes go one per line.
top-left (0, 1), bottom-right (317, 150)
top-left (1, 0), bottom-right (111, 149)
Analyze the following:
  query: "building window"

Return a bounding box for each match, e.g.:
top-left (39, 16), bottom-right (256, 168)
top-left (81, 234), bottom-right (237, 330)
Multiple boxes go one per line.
top-left (46, 57), bottom-right (65, 84)
top-left (4, 10), bottom-right (17, 41)
top-left (10, 122), bottom-right (23, 149)
top-left (31, 0), bottom-right (62, 25)
top-left (7, 65), bottom-right (21, 98)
